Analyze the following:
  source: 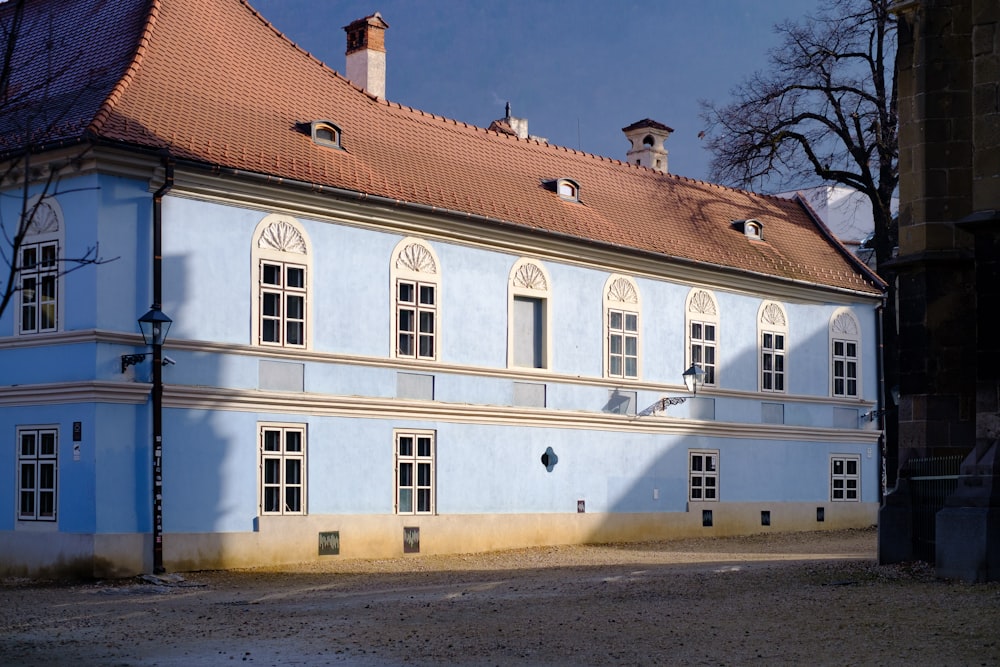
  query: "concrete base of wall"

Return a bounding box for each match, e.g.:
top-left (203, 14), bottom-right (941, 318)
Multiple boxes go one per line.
top-left (936, 506), bottom-right (1000, 583)
top-left (0, 502), bottom-right (877, 577)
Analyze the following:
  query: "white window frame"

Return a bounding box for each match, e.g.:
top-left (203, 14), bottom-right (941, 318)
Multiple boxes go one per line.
top-left (689, 449), bottom-right (719, 502)
top-left (17, 196), bottom-right (63, 335)
top-left (830, 309), bottom-right (861, 398)
top-left (17, 426), bottom-right (58, 522)
top-left (259, 423), bottom-right (307, 515)
top-left (251, 215), bottom-right (312, 350)
top-left (395, 430), bottom-right (435, 515)
top-left (508, 258), bottom-right (551, 370)
top-left (603, 274), bottom-right (641, 380)
top-left (758, 301), bottom-right (788, 393)
top-left (686, 289), bottom-right (719, 387)
top-left (390, 238), bottom-right (441, 361)
top-left (831, 455), bottom-right (860, 502)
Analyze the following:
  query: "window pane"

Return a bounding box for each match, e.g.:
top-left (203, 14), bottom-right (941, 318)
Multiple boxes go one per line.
top-left (704, 325), bottom-right (716, 342)
top-left (419, 285), bottom-right (435, 305)
top-left (262, 263), bottom-right (281, 286)
top-left (262, 292), bottom-right (281, 317)
top-left (398, 309), bottom-right (414, 333)
top-left (285, 487), bottom-right (301, 512)
top-left (624, 336), bottom-right (637, 356)
top-left (417, 436), bottom-right (432, 457)
top-left (398, 462), bottom-right (413, 486)
top-left (705, 456), bottom-right (717, 472)
top-left (419, 311), bottom-right (435, 334)
top-left (398, 436), bottom-right (413, 456)
top-left (398, 282), bottom-right (415, 303)
top-left (262, 320), bottom-right (279, 342)
top-left (21, 433), bottom-right (36, 456)
top-left (263, 430), bottom-right (281, 451)
top-left (417, 488), bottom-right (431, 513)
top-left (263, 458), bottom-right (281, 483)
top-left (834, 341), bottom-right (844, 356)
top-left (39, 491), bottom-right (55, 518)
top-left (286, 321), bottom-right (303, 346)
top-left (625, 357), bottom-right (637, 378)
top-left (609, 311), bottom-right (622, 330)
top-left (704, 347), bottom-right (715, 364)
top-left (286, 266), bottom-right (304, 289)
top-left (774, 335), bottom-right (784, 350)
top-left (625, 313), bottom-right (638, 332)
top-left (691, 346), bottom-right (702, 363)
top-left (418, 334), bottom-right (434, 358)
top-left (691, 456), bottom-right (703, 472)
top-left (846, 460), bottom-right (857, 475)
top-left (398, 488), bottom-right (413, 513)
top-left (286, 295), bottom-right (304, 320)
top-left (774, 375), bottom-right (784, 391)
top-left (691, 323), bottom-right (702, 339)
top-left (41, 244), bottom-right (57, 267)
top-left (833, 459), bottom-right (844, 474)
top-left (763, 333), bottom-right (772, 348)
top-left (609, 334), bottom-right (622, 355)
top-left (264, 487), bottom-right (281, 513)
top-left (846, 342), bottom-right (857, 357)
top-left (609, 357), bottom-right (622, 377)
top-left (285, 430), bottom-right (302, 453)
top-left (417, 462), bottom-right (431, 486)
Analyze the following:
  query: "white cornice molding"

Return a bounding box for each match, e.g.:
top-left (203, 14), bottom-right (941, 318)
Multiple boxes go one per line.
top-left (0, 381), bottom-right (151, 406)
top-left (0, 329), bottom-right (876, 409)
top-left (167, 384), bottom-right (880, 444)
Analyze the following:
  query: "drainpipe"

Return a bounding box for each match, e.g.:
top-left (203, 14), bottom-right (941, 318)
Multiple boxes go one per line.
top-left (151, 156), bottom-right (173, 574)
top-left (875, 298), bottom-right (886, 502)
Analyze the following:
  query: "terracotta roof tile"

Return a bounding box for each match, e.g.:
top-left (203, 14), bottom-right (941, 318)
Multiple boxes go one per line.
top-left (0, 0), bottom-right (883, 295)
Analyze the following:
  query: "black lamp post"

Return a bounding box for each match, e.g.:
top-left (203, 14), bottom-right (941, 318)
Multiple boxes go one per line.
top-left (122, 305), bottom-right (172, 573)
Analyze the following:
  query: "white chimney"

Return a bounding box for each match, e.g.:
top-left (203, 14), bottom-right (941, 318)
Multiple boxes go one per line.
top-left (622, 119), bottom-right (673, 173)
top-left (344, 13), bottom-right (389, 99)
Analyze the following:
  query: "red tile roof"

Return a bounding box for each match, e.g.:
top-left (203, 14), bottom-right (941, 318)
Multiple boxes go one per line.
top-left (1, 0), bottom-right (883, 295)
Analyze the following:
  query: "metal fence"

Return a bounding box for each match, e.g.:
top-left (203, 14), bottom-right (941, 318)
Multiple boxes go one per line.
top-left (905, 455), bottom-right (962, 562)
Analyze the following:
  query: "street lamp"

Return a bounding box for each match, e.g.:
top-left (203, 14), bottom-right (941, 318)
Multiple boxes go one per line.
top-left (122, 304), bottom-right (172, 574)
top-left (643, 364), bottom-right (707, 415)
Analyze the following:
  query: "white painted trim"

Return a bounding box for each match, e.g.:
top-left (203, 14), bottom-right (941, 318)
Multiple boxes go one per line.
top-left (250, 214), bottom-right (314, 351)
top-left (507, 257), bottom-right (552, 371)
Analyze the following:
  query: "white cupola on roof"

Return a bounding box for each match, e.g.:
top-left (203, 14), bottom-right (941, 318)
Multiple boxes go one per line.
top-left (622, 118), bottom-right (673, 173)
top-left (343, 12), bottom-right (389, 99)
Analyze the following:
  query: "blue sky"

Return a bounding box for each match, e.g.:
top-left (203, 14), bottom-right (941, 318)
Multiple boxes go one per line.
top-left (251, 0), bottom-right (814, 186)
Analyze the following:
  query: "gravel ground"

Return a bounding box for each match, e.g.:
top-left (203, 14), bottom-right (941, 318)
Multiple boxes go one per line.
top-left (2, 527), bottom-right (999, 666)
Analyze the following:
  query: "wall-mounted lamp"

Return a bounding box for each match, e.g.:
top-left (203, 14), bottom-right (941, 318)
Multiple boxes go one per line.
top-left (121, 306), bottom-right (173, 372)
top-left (640, 364), bottom-right (706, 416)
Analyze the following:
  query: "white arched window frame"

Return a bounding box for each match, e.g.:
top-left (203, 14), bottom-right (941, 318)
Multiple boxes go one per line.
top-left (390, 238), bottom-right (440, 361)
top-left (603, 274), bottom-right (641, 380)
top-left (830, 308), bottom-right (861, 398)
top-left (18, 196), bottom-right (64, 335)
top-left (251, 214), bottom-right (313, 349)
top-left (758, 301), bottom-right (788, 393)
top-left (685, 288), bottom-right (719, 387)
top-left (508, 258), bottom-right (551, 370)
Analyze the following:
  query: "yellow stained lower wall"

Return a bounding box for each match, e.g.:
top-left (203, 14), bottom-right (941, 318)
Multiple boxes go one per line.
top-left (165, 502), bottom-right (878, 572)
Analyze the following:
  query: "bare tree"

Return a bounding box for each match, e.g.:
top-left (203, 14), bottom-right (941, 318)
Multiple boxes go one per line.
top-left (700, 0), bottom-right (899, 481)
top-left (0, 0), bottom-right (111, 325)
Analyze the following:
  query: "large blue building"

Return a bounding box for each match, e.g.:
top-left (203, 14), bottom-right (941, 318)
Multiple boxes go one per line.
top-left (0, 0), bottom-right (885, 577)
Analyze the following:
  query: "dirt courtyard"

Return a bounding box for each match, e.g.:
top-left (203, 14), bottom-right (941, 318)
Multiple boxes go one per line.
top-left (2, 527), bottom-right (999, 666)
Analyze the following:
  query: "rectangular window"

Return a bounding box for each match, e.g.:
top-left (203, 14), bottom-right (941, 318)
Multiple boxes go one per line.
top-left (396, 431), bottom-right (435, 514)
top-left (689, 450), bottom-right (718, 502)
top-left (832, 340), bottom-right (858, 397)
top-left (690, 321), bottom-right (717, 385)
top-left (831, 455), bottom-right (860, 501)
top-left (259, 261), bottom-right (306, 347)
top-left (608, 309), bottom-right (639, 379)
top-left (397, 280), bottom-right (436, 359)
top-left (260, 424), bottom-right (306, 515)
top-left (513, 296), bottom-right (545, 368)
top-left (761, 331), bottom-right (785, 392)
top-left (19, 241), bottom-right (58, 334)
top-left (17, 427), bottom-right (58, 521)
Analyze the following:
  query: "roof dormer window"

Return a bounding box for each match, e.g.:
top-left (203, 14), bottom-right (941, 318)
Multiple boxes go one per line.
top-left (732, 218), bottom-right (763, 241)
top-left (311, 121), bottom-right (342, 149)
top-left (555, 178), bottom-right (580, 202)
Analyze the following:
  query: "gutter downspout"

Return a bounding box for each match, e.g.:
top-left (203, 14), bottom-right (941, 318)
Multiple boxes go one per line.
top-left (876, 297), bottom-right (887, 502)
top-left (151, 155), bottom-right (173, 574)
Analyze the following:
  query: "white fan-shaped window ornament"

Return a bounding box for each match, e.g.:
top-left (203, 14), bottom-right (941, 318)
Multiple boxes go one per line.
top-left (607, 276), bottom-right (638, 304)
top-left (513, 262), bottom-right (547, 290)
top-left (761, 302), bottom-right (787, 327)
top-left (396, 243), bottom-right (437, 274)
top-left (832, 311), bottom-right (859, 336)
top-left (26, 201), bottom-right (60, 236)
top-left (258, 220), bottom-right (307, 254)
top-left (688, 289), bottom-right (717, 316)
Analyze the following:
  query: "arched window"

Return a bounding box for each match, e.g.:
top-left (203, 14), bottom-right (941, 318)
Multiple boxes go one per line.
top-left (830, 309), bottom-right (861, 398)
top-left (508, 258), bottom-right (551, 369)
top-left (390, 238), bottom-right (440, 360)
top-left (686, 288), bottom-right (719, 386)
top-left (758, 301), bottom-right (788, 393)
top-left (603, 274), bottom-right (641, 379)
top-left (311, 120), bottom-right (342, 149)
top-left (251, 215), bottom-right (312, 349)
top-left (18, 196), bottom-right (64, 334)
